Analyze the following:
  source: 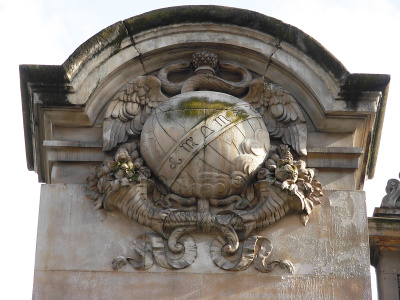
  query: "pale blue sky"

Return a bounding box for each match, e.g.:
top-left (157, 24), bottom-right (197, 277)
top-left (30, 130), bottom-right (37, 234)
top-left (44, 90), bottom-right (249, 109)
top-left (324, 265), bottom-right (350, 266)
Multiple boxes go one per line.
top-left (1, 0), bottom-right (399, 298)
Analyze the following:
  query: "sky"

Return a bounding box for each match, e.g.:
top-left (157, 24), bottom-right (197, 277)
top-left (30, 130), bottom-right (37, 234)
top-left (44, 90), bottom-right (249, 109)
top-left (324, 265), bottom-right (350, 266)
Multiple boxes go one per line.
top-left (1, 0), bottom-right (399, 298)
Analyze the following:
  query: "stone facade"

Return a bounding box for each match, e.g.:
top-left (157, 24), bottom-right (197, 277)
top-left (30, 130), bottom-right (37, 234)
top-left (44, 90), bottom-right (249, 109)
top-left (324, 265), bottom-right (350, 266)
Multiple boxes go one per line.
top-left (20, 6), bottom-right (390, 299)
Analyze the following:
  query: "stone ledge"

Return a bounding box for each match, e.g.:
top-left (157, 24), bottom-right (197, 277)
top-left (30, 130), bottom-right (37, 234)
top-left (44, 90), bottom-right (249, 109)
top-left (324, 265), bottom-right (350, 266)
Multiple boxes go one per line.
top-left (368, 217), bottom-right (400, 266)
top-left (43, 140), bottom-right (102, 148)
top-left (33, 270), bottom-right (371, 300)
top-left (373, 208), bottom-right (400, 218)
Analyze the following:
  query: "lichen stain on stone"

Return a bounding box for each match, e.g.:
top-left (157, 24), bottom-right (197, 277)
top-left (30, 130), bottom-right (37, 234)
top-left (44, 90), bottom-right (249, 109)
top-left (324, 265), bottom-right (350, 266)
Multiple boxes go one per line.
top-left (176, 96), bottom-right (249, 123)
top-left (340, 73), bottom-right (390, 111)
top-left (64, 22), bottom-right (127, 81)
top-left (178, 96), bottom-right (234, 111)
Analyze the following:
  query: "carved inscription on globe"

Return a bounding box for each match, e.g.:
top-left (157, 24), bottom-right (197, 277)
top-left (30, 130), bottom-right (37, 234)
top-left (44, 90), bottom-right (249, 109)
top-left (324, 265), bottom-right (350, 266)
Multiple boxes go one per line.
top-left (140, 91), bottom-right (270, 198)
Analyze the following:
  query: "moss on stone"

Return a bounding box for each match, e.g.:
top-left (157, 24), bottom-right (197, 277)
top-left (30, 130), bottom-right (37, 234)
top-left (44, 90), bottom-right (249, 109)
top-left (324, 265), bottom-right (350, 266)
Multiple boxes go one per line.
top-left (178, 97), bottom-right (233, 111)
top-left (176, 96), bottom-right (248, 123)
top-left (123, 5), bottom-right (349, 82)
top-left (21, 65), bottom-right (68, 84)
top-left (19, 64), bottom-right (76, 172)
top-left (20, 5), bottom-right (391, 181)
top-left (340, 73), bottom-right (390, 101)
top-left (366, 81), bottom-right (390, 178)
top-left (337, 73), bottom-right (390, 178)
top-left (62, 21), bottom-right (128, 80)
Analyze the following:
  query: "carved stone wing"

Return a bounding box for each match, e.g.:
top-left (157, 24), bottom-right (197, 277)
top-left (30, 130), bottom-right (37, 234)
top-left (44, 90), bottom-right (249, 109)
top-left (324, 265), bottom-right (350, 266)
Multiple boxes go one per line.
top-left (242, 77), bottom-right (307, 156)
top-left (102, 76), bottom-right (168, 151)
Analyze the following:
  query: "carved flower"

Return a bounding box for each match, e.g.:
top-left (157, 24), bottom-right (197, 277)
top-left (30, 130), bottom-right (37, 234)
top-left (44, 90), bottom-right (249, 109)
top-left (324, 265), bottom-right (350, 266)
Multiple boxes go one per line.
top-left (130, 150), bottom-right (139, 161)
top-left (115, 147), bottom-right (131, 162)
top-left (133, 158), bottom-right (144, 169)
top-left (97, 164), bottom-right (112, 178)
top-left (298, 167), bottom-right (314, 183)
top-left (97, 177), bottom-right (111, 194)
top-left (139, 166), bottom-right (151, 179)
top-left (231, 171), bottom-right (246, 190)
top-left (126, 170), bottom-right (134, 178)
top-left (257, 168), bottom-right (272, 180)
top-left (265, 159), bottom-right (277, 171)
top-left (260, 144), bottom-right (324, 225)
top-left (120, 178), bottom-right (130, 187)
top-left (275, 162), bottom-right (298, 183)
top-left (114, 169), bottom-right (125, 180)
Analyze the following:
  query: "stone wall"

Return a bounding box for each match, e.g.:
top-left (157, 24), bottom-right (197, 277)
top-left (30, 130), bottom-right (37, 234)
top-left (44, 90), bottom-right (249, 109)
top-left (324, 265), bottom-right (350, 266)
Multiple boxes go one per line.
top-left (21, 6), bottom-right (390, 300)
top-left (33, 185), bottom-right (371, 299)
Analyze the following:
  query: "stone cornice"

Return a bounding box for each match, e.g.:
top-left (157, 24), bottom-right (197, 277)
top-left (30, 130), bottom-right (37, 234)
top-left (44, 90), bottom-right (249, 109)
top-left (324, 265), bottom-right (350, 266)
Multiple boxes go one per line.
top-left (368, 217), bottom-right (400, 266)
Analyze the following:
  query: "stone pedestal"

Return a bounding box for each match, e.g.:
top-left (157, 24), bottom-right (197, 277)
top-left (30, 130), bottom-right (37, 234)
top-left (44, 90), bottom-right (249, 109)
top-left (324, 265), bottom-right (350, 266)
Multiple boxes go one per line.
top-left (34, 185), bottom-right (371, 299)
top-left (369, 175), bottom-right (400, 300)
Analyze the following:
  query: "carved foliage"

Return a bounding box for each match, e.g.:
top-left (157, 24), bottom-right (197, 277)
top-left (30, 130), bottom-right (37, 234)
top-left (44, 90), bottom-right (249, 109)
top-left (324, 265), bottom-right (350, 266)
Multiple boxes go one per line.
top-left (90, 51), bottom-right (320, 273)
top-left (87, 141), bottom-right (322, 272)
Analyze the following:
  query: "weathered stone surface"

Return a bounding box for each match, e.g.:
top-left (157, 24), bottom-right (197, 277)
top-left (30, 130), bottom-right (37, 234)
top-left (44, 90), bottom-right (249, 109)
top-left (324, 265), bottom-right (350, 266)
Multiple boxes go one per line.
top-left (140, 91), bottom-right (270, 195)
top-left (34, 184), bottom-right (371, 298)
top-left (20, 7), bottom-right (389, 184)
top-left (33, 270), bottom-right (370, 300)
top-left (369, 173), bottom-right (400, 299)
top-left (22, 5), bottom-right (390, 299)
top-left (369, 218), bottom-right (400, 300)
top-left (33, 271), bottom-right (204, 300)
top-left (78, 51), bottom-right (327, 275)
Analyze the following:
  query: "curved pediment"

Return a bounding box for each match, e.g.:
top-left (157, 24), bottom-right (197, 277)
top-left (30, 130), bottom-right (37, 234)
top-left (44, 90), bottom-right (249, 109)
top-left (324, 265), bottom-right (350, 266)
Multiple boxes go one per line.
top-left (20, 6), bottom-right (389, 188)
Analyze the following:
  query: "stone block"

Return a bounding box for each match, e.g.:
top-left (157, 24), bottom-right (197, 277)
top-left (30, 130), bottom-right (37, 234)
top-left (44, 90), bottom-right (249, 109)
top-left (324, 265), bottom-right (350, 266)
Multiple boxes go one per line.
top-left (33, 184), bottom-right (371, 298)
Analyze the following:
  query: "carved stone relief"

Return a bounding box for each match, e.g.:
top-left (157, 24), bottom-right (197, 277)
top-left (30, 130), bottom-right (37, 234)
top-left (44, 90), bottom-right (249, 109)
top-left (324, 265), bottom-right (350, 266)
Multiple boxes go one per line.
top-left (381, 173), bottom-right (400, 208)
top-left (87, 51), bottom-right (323, 273)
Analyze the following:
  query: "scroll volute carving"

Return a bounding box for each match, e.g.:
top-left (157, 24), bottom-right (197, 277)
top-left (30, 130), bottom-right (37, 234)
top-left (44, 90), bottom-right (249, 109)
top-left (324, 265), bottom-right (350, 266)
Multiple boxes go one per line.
top-left (87, 51), bottom-right (322, 273)
top-left (381, 173), bottom-right (400, 208)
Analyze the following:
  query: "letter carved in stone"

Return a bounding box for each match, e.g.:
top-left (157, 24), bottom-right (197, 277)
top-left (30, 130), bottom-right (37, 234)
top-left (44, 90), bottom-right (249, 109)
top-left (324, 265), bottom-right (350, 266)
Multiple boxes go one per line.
top-left (87, 51), bottom-right (323, 273)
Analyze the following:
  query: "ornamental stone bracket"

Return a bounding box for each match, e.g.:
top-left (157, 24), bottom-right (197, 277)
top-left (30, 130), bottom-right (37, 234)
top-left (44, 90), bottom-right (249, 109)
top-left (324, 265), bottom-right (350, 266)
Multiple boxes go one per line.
top-left (21, 6), bottom-right (390, 298)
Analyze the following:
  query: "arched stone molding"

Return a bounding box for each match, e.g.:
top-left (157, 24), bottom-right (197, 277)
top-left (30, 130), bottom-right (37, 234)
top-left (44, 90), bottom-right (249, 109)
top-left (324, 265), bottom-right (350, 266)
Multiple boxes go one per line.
top-left (20, 6), bottom-right (389, 188)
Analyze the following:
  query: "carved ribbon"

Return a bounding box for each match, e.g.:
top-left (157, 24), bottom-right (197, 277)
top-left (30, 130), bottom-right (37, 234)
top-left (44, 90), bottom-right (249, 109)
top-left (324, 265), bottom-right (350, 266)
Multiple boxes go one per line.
top-left (112, 232), bottom-right (196, 270)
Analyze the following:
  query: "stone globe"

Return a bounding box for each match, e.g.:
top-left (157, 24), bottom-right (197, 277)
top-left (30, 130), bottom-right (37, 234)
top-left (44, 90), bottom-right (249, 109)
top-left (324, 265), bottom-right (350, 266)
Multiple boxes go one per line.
top-left (140, 91), bottom-right (270, 199)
